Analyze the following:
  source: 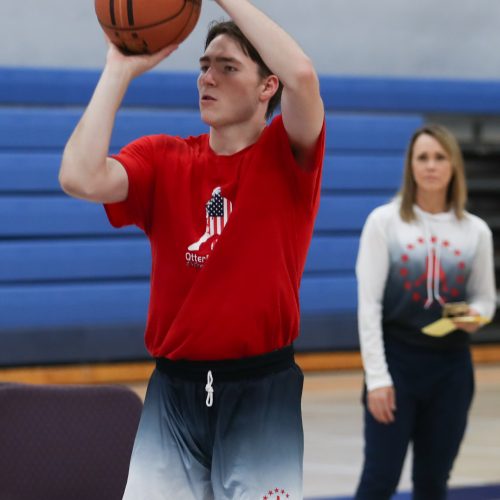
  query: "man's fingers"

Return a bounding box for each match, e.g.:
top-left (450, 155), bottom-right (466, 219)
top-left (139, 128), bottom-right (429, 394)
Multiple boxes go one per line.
top-left (148, 44), bottom-right (179, 65)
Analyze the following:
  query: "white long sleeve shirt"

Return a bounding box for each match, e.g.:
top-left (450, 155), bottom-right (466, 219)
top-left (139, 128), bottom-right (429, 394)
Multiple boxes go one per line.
top-left (356, 200), bottom-right (497, 391)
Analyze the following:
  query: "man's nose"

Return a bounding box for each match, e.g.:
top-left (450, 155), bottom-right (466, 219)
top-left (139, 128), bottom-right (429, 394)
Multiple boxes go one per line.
top-left (201, 67), bottom-right (216, 86)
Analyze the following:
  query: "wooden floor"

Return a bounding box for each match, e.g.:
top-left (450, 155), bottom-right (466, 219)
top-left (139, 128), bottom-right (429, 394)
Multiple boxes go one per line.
top-left (127, 364), bottom-right (500, 499)
top-left (2, 345), bottom-right (500, 385)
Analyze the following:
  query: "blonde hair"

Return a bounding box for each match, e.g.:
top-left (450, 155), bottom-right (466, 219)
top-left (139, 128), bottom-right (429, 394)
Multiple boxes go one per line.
top-left (399, 124), bottom-right (468, 222)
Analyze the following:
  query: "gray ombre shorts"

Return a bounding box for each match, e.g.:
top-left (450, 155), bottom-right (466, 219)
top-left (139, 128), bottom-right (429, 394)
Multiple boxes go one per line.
top-left (122, 345), bottom-right (304, 500)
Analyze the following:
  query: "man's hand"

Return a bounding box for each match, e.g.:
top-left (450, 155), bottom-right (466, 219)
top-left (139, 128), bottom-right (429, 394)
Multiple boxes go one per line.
top-left (105, 37), bottom-right (179, 81)
top-left (367, 385), bottom-right (396, 424)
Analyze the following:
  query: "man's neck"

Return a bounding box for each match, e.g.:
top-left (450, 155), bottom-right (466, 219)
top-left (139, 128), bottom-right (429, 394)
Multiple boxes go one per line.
top-left (209, 119), bottom-right (267, 156)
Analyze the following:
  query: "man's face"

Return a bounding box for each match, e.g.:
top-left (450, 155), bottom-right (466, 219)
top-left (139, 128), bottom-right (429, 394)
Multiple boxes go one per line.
top-left (198, 34), bottom-right (266, 128)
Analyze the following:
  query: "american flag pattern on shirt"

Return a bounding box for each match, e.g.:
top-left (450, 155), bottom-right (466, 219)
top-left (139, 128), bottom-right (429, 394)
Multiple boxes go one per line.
top-left (187, 187), bottom-right (233, 257)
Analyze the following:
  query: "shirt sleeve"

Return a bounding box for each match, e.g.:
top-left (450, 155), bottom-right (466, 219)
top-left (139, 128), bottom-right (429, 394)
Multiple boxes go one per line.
top-left (268, 115), bottom-right (326, 210)
top-left (104, 136), bottom-right (157, 233)
top-left (356, 209), bottom-right (393, 391)
top-left (271, 114), bottom-right (326, 174)
top-left (467, 223), bottom-right (497, 319)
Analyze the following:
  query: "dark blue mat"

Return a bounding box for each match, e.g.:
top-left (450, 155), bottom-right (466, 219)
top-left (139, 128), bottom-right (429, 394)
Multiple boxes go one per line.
top-left (312, 483), bottom-right (500, 500)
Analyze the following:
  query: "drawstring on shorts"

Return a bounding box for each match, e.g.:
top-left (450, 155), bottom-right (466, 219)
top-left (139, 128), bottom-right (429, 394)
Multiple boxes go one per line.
top-left (205, 370), bottom-right (214, 407)
top-left (155, 345), bottom-right (294, 409)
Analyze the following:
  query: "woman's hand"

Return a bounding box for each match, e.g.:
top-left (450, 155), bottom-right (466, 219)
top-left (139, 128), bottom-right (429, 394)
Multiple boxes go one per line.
top-left (453, 307), bottom-right (482, 334)
top-left (367, 385), bottom-right (396, 424)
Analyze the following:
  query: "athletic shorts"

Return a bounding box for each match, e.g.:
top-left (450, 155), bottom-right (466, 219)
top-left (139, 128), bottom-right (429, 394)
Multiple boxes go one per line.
top-left (122, 345), bottom-right (304, 500)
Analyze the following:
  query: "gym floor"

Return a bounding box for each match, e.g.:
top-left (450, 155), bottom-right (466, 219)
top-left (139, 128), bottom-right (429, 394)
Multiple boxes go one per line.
top-left (129, 364), bottom-right (500, 499)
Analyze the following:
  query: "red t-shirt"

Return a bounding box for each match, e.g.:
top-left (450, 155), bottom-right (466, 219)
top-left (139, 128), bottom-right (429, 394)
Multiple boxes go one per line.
top-left (105, 115), bottom-right (325, 360)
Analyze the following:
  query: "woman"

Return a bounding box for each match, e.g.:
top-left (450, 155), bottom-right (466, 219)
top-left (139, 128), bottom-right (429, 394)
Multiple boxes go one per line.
top-left (354, 124), bottom-right (496, 500)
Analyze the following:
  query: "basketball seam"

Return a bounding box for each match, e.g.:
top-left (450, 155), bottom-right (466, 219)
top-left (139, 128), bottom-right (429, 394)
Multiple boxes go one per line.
top-left (98, 2), bottom-right (187, 31)
top-left (171, 0), bottom-right (199, 44)
top-left (127, 0), bottom-right (134, 26)
top-left (109, 0), bottom-right (116, 25)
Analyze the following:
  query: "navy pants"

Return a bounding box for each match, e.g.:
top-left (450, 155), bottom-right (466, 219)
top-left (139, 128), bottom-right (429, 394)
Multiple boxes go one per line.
top-left (355, 337), bottom-right (474, 500)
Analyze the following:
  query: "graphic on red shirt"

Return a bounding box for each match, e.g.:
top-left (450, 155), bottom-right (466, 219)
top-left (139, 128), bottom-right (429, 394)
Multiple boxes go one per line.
top-left (186, 186), bottom-right (233, 269)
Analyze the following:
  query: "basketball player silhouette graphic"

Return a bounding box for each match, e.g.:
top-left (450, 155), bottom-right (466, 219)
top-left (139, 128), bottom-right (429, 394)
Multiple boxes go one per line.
top-left (187, 186), bottom-right (233, 261)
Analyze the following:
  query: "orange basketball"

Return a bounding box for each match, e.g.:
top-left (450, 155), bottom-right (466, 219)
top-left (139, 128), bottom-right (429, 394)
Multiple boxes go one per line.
top-left (95, 0), bottom-right (202, 54)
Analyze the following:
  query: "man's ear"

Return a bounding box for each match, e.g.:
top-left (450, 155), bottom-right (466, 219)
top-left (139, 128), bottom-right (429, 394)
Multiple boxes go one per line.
top-left (259, 75), bottom-right (280, 103)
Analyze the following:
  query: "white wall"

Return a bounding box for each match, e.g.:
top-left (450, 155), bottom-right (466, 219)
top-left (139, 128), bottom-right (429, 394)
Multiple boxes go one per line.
top-left (3, 0), bottom-right (500, 79)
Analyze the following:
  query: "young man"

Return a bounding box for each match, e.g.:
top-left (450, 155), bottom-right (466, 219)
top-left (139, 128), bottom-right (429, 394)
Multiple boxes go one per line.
top-left (59, 1), bottom-right (324, 498)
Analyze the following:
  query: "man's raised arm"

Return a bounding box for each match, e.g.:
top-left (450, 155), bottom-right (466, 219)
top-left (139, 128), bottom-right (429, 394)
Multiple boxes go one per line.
top-left (214, 0), bottom-right (324, 167)
top-left (58, 42), bottom-right (177, 203)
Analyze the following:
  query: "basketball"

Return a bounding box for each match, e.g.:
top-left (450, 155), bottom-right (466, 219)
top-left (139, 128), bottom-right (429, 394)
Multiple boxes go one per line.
top-left (95, 0), bottom-right (202, 54)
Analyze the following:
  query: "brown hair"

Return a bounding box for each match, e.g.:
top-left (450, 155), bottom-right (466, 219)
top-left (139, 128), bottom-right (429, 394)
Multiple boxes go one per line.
top-left (205, 20), bottom-right (283, 120)
top-left (399, 124), bottom-right (467, 222)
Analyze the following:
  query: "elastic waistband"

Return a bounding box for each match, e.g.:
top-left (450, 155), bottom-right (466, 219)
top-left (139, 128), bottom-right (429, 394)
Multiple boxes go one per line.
top-left (155, 345), bottom-right (295, 383)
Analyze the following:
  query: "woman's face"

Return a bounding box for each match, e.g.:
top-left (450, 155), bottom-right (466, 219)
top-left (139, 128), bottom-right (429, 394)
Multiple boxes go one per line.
top-left (411, 133), bottom-right (453, 196)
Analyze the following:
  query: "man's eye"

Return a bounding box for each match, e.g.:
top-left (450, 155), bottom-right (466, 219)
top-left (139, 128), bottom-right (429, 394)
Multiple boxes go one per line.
top-left (225, 66), bottom-right (236, 72)
top-left (200, 66), bottom-right (209, 73)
